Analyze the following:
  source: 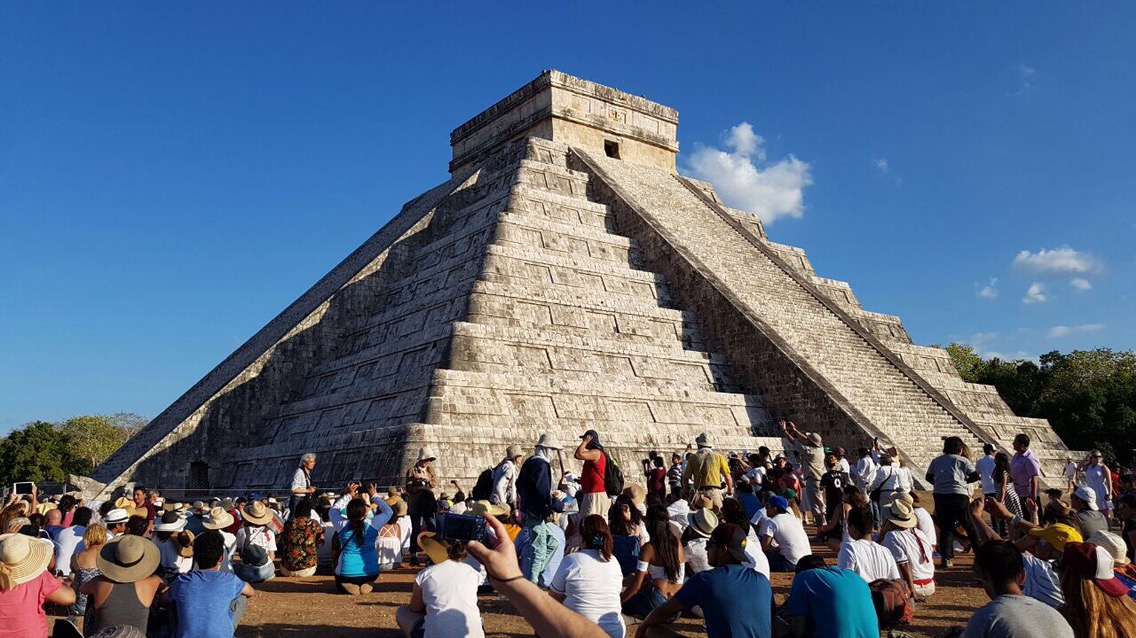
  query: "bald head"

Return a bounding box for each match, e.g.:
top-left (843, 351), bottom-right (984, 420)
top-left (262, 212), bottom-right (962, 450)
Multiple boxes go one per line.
top-left (45, 509), bottom-right (62, 526)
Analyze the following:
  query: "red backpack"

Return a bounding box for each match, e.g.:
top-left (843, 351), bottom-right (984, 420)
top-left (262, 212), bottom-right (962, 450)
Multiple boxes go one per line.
top-left (869, 578), bottom-right (914, 627)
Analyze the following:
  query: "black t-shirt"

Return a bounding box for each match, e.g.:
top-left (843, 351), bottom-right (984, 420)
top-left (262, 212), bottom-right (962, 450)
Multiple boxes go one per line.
top-left (820, 470), bottom-right (850, 505)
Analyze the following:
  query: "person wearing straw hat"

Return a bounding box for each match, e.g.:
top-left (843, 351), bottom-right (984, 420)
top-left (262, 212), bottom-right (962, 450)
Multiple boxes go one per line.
top-left (0, 533), bottom-right (76, 637)
top-left (880, 499), bottom-right (936, 601)
top-left (779, 419), bottom-right (828, 530)
top-left (396, 532), bottom-right (485, 638)
top-left (81, 535), bottom-right (163, 636)
top-left (406, 447), bottom-right (438, 566)
top-left (492, 445), bottom-right (525, 509)
top-left (103, 509), bottom-right (131, 540)
top-left (680, 508), bottom-right (719, 575)
top-left (153, 511), bottom-right (193, 582)
top-left (235, 501), bottom-right (278, 563)
top-left (682, 432), bottom-right (733, 512)
top-left (202, 506), bottom-right (238, 572)
top-left (168, 530), bottom-right (257, 637)
top-left (377, 499), bottom-right (409, 571)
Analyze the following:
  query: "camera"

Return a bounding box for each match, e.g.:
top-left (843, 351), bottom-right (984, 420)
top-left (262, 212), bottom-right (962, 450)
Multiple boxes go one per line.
top-left (437, 513), bottom-right (487, 543)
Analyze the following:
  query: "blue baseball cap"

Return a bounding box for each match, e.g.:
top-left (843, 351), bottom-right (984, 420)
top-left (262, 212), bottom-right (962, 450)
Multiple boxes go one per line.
top-left (769, 495), bottom-right (790, 511)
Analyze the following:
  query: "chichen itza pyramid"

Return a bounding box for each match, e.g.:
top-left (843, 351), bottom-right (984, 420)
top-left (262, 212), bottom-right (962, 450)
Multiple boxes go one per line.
top-left (91, 71), bottom-right (1073, 498)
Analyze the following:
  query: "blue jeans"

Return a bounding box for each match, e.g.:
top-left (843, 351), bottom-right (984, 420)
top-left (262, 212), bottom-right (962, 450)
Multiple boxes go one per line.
top-left (767, 551), bottom-right (796, 573)
top-left (622, 584), bottom-right (672, 620)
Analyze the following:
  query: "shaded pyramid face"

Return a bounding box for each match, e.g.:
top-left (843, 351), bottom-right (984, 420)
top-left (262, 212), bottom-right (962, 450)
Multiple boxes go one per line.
top-left (93, 71), bottom-right (1073, 497)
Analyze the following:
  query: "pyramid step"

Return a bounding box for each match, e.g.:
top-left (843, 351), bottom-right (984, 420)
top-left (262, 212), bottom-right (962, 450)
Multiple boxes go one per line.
top-left (470, 280), bottom-right (684, 323)
top-left (484, 243), bottom-right (662, 286)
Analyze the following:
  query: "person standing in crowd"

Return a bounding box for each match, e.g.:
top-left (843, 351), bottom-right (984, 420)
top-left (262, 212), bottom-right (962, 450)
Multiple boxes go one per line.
top-left (646, 457), bottom-right (668, 503)
top-left (786, 555), bottom-right (878, 638)
top-left (549, 515), bottom-right (625, 638)
top-left (977, 444), bottom-right (998, 502)
top-left (330, 482), bottom-right (394, 594)
top-left (0, 532), bottom-right (76, 637)
top-left (992, 452), bottom-right (1024, 529)
top-left (926, 436), bottom-right (981, 568)
top-left (1080, 451), bottom-right (1114, 524)
top-left (406, 447), bottom-right (438, 565)
top-left (1070, 486), bottom-right (1109, 539)
top-left (962, 540), bottom-right (1074, 638)
top-left (682, 432), bottom-right (733, 512)
top-left (868, 451), bottom-right (911, 516)
top-left (493, 445), bottom-right (524, 508)
top-left (779, 420), bottom-right (827, 530)
top-left (837, 506), bottom-right (900, 583)
top-left (880, 500), bottom-right (936, 600)
top-left (68, 523), bottom-right (105, 626)
top-left (396, 533), bottom-right (485, 638)
top-left (82, 535), bottom-right (163, 635)
top-left (759, 495), bottom-right (812, 572)
top-left (1057, 541), bottom-right (1136, 638)
top-left (852, 447), bottom-right (879, 524)
top-left (1011, 434), bottom-right (1042, 518)
top-left (53, 506), bottom-right (91, 577)
top-left (621, 506), bottom-right (684, 620)
top-left (289, 453), bottom-right (318, 517)
top-left (635, 523), bottom-right (772, 638)
top-left (818, 455), bottom-right (850, 543)
top-left (834, 448), bottom-right (851, 475)
top-left (667, 453), bottom-right (684, 498)
top-left (169, 530), bottom-right (256, 637)
top-left (130, 487), bottom-right (156, 537)
top-left (575, 430), bottom-right (611, 518)
top-left (1064, 456), bottom-right (1080, 493)
top-left (280, 500), bottom-right (324, 577)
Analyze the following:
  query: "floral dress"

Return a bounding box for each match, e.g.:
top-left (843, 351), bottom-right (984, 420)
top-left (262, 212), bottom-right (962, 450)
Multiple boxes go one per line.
top-left (281, 516), bottom-right (325, 572)
top-left (70, 565), bottom-right (99, 623)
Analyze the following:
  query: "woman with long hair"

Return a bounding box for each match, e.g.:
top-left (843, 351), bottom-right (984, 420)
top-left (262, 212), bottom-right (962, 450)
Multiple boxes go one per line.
top-left (550, 515), bottom-right (625, 638)
top-left (620, 505), bottom-right (684, 620)
top-left (608, 494), bottom-right (647, 544)
top-left (330, 482), bottom-right (393, 594)
top-left (1058, 541), bottom-right (1136, 638)
top-left (993, 452), bottom-right (1024, 529)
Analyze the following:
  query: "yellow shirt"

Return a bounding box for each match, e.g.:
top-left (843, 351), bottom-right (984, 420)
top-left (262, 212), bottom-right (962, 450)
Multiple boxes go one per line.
top-left (682, 449), bottom-right (730, 489)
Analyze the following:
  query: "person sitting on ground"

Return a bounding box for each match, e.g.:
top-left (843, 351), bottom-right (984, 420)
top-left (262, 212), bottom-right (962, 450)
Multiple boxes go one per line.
top-left (201, 506), bottom-right (238, 572)
top-left (376, 499), bottom-right (407, 572)
top-left (53, 506), bottom-right (91, 578)
top-left (153, 511), bottom-right (194, 582)
top-left (758, 495), bottom-right (812, 572)
top-left (1070, 486), bottom-right (1109, 539)
top-left (959, 540), bottom-right (1074, 638)
top-left (82, 535), bottom-right (164, 635)
top-left (837, 505), bottom-right (900, 583)
top-left (681, 508), bottom-right (718, 575)
top-left (550, 515), bottom-right (626, 638)
top-left (1088, 530), bottom-right (1136, 600)
top-left (719, 496), bottom-right (770, 578)
top-left (103, 508), bottom-right (130, 540)
top-left (396, 532), bottom-right (485, 638)
top-left (329, 482), bottom-right (394, 595)
top-left (636, 522), bottom-right (773, 638)
top-left (280, 500), bottom-right (325, 577)
top-left (621, 505), bottom-right (685, 620)
top-left (1056, 541), bottom-right (1136, 638)
top-left (124, 515), bottom-right (149, 538)
top-left (785, 554), bottom-right (878, 638)
top-left (0, 532), bottom-right (76, 638)
top-left (233, 501), bottom-right (278, 583)
top-left (879, 499), bottom-right (936, 601)
top-left (817, 485), bottom-right (864, 553)
top-left (168, 530), bottom-right (256, 637)
top-left (734, 481), bottom-right (762, 521)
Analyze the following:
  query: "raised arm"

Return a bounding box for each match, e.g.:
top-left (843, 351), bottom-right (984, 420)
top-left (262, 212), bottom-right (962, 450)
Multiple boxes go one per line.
top-left (368, 490), bottom-right (394, 532)
top-left (329, 490), bottom-right (353, 532)
top-left (574, 435), bottom-right (601, 462)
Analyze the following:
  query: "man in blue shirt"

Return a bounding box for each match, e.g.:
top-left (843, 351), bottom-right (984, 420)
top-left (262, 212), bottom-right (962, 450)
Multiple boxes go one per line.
top-left (636, 523), bottom-right (772, 638)
top-left (785, 555), bottom-right (878, 638)
top-left (168, 530), bottom-right (256, 638)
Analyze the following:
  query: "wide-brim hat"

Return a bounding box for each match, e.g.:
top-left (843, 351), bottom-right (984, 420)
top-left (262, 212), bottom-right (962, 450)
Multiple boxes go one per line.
top-left (417, 447), bottom-right (437, 463)
top-left (1089, 530), bottom-right (1131, 566)
top-left (113, 497), bottom-right (137, 516)
top-left (154, 511), bottom-right (186, 532)
top-left (695, 432), bottom-right (712, 447)
top-left (0, 533), bottom-right (52, 586)
top-left (220, 498), bottom-right (234, 511)
top-left (417, 532), bottom-right (451, 566)
top-left (392, 500), bottom-right (409, 517)
top-left (98, 535), bottom-right (160, 583)
top-left (536, 432), bottom-right (562, 450)
top-left (687, 508), bottom-right (718, 538)
top-left (625, 484), bottom-right (647, 507)
top-left (173, 531), bottom-right (195, 558)
top-left (887, 500), bottom-right (918, 529)
top-left (203, 506), bottom-right (235, 530)
top-left (242, 501), bottom-right (274, 526)
top-left (469, 500), bottom-right (510, 517)
top-left (506, 444), bottom-right (524, 459)
top-left (806, 432), bottom-right (823, 447)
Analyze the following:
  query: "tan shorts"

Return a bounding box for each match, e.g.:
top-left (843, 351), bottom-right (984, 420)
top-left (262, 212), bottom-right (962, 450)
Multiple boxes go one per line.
top-left (578, 491), bottom-right (611, 518)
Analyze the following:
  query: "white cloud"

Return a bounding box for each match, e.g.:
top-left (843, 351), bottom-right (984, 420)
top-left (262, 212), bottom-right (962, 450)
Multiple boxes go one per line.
top-left (1022, 282), bottom-right (1048, 304)
top-left (1019, 64), bottom-right (1036, 78)
top-left (1012, 247), bottom-right (1104, 276)
top-left (1047, 323), bottom-right (1105, 339)
top-left (1070, 278), bottom-right (1092, 291)
top-left (684, 122), bottom-right (813, 223)
top-left (874, 158), bottom-right (889, 173)
top-left (977, 277), bottom-right (999, 300)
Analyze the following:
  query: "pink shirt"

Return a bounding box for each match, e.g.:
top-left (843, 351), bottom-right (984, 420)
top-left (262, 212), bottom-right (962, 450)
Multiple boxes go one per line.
top-left (0, 570), bottom-right (62, 638)
top-left (1011, 449), bottom-right (1041, 501)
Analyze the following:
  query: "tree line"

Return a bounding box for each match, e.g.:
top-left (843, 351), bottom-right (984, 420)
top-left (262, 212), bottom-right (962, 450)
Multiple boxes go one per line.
top-left (944, 346), bottom-right (1136, 466)
top-left (0, 413), bottom-right (148, 486)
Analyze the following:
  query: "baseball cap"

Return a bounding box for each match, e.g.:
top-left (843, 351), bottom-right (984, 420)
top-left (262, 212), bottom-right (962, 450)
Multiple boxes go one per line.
top-left (708, 523), bottom-right (749, 563)
top-left (768, 495), bottom-right (790, 511)
top-left (1062, 541), bottom-right (1127, 597)
top-left (1072, 486), bottom-right (1098, 511)
top-left (1028, 523), bottom-right (1082, 551)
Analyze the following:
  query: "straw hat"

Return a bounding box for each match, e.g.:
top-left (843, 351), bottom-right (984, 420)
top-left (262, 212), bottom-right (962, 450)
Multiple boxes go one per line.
top-left (417, 532), bottom-right (452, 565)
top-left (624, 484), bottom-right (647, 508)
top-left (153, 511), bottom-right (186, 533)
top-left (98, 536), bottom-right (160, 583)
top-left (417, 447), bottom-right (437, 463)
top-left (392, 500), bottom-right (409, 517)
top-left (468, 500), bottom-right (509, 517)
top-left (173, 530), bottom-right (195, 559)
top-left (887, 500), bottom-right (918, 529)
top-left (806, 432), bottom-right (823, 447)
top-left (103, 509), bottom-right (130, 525)
top-left (0, 533), bottom-right (53, 586)
top-left (203, 506), bottom-right (235, 530)
top-left (1089, 530), bottom-right (1131, 566)
top-left (536, 432), bottom-right (562, 450)
top-left (505, 445), bottom-right (524, 459)
top-left (113, 497), bottom-right (137, 516)
top-left (242, 501), bottom-right (274, 526)
top-left (686, 508), bottom-right (718, 538)
top-left (695, 432), bottom-right (712, 447)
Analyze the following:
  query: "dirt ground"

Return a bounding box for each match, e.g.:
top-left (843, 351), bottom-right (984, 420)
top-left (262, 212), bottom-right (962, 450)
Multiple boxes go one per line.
top-left (234, 544), bottom-right (987, 638)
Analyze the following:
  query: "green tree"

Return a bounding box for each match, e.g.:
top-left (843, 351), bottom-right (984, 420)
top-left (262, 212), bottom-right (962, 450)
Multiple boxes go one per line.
top-left (944, 343), bottom-right (984, 383)
top-left (0, 421), bottom-right (70, 485)
top-left (59, 415), bottom-right (127, 476)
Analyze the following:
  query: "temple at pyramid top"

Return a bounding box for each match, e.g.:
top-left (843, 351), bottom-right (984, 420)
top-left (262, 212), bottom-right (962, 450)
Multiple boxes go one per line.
top-left (449, 70), bottom-right (680, 175)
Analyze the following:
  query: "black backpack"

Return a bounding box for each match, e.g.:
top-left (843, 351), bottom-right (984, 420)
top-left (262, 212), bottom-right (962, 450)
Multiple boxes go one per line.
top-left (471, 465), bottom-right (496, 501)
top-left (603, 452), bottom-right (625, 496)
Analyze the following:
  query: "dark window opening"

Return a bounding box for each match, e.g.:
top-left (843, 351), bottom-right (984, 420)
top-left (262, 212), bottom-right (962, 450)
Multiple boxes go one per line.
top-left (189, 461), bottom-right (210, 491)
top-left (604, 140), bottom-right (621, 159)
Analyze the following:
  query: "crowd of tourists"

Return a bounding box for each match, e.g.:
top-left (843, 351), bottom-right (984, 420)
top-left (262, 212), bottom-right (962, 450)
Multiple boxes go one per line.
top-left (3, 423), bottom-right (1136, 638)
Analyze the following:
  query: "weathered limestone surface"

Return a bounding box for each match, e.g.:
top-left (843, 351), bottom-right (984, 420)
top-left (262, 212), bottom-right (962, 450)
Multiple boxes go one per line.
top-left (93, 71), bottom-right (1071, 497)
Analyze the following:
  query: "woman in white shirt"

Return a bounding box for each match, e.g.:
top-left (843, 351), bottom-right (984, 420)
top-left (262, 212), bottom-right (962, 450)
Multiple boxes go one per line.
top-left (550, 515), bottom-right (625, 638)
top-left (396, 534), bottom-right (484, 638)
top-left (879, 500), bottom-right (935, 600)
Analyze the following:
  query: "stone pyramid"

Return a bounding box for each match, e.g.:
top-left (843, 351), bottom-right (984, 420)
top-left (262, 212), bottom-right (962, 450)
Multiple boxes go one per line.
top-left (92, 71), bottom-right (1073, 498)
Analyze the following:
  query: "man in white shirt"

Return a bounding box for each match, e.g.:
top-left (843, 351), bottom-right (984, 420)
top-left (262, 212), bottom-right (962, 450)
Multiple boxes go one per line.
top-left (976, 444), bottom-right (997, 498)
top-left (834, 448), bottom-right (851, 475)
top-left (1063, 457), bottom-right (1078, 492)
top-left (103, 508), bottom-right (130, 540)
top-left (852, 448), bottom-right (878, 496)
top-left (53, 507), bottom-right (92, 576)
top-left (837, 506), bottom-right (900, 583)
top-left (880, 500), bottom-right (936, 600)
top-left (758, 495), bottom-right (812, 572)
top-left (492, 445), bottom-right (524, 508)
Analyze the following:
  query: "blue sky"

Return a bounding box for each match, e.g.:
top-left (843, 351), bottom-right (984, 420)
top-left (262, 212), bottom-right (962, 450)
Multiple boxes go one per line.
top-left (2, 3), bottom-right (1133, 432)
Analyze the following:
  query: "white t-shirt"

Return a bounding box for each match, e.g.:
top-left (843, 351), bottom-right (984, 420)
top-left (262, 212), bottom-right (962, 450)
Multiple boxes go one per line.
top-left (53, 525), bottom-right (86, 576)
top-left (836, 458), bottom-right (851, 474)
top-left (415, 559), bottom-right (485, 638)
top-left (684, 538), bottom-right (712, 574)
top-left (749, 506), bottom-right (768, 529)
top-left (837, 538), bottom-right (901, 583)
top-left (758, 513), bottom-right (812, 565)
top-left (158, 537), bottom-right (194, 574)
top-left (235, 526), bottom-right (277, 553)
top-left (976, 455), bottom-right (997, 495)
top-left (744, 527), bottom-right (771, 578)
top-left (913, 507), bottom-right (937, 548)
top-left (881, 528), bottom-right (934, 583)
top-left (550, 549), bottom-right (626, 638)
top-left (853, 457), bottom-right (879, 494)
